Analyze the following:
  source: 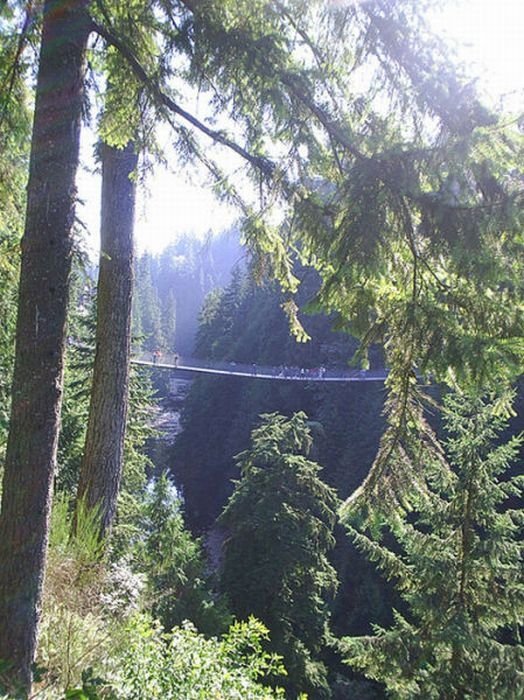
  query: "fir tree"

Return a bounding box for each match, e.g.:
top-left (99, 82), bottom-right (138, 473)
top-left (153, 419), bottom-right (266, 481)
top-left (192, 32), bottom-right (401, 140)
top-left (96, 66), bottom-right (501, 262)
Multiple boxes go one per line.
top-left (135, 253), bottom-right (165, 352)
top-left (342, 390), bottom-right (524, 699)
top-left (220, 412), bottom-right (340, 698)
top-left (0, 1), bottom-right (91, 686)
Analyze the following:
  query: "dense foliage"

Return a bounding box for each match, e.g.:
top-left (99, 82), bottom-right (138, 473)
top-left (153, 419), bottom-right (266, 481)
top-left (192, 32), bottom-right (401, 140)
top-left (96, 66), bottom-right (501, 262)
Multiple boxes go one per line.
top-left (220, 412), bottom-right (340, 697)
top-left (29, 499), bottom-right (287, 699)
top-left (112, 616), bottom-right (287, 700)
top-left (343, 391), bottom-right (524, 698)
top-left (0, 0), bottom-right (523, 696)
top-left (137, 473), bottom-right (229, 636)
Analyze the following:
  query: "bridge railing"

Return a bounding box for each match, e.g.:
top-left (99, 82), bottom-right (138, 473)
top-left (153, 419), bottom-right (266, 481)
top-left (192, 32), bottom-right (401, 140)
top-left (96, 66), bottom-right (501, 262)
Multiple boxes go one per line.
top-left (135, 351), bottom-right (388, 381)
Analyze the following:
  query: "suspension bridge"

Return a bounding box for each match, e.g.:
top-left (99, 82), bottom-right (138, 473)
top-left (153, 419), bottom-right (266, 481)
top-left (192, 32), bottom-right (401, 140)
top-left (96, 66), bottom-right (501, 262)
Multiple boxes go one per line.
top-left (132, 352), bottom-right (389, 383)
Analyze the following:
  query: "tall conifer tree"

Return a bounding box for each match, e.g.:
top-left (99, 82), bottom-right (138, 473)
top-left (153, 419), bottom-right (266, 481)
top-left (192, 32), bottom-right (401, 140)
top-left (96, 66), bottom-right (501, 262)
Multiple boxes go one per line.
top-left (343, 390), bottom-right (524, 699)
top-left (0, 1), bottom-right (91, 691)
top-left (220, 412), bottom-right (340, 698)
top-left (76, 141), bottom-right (139, 539)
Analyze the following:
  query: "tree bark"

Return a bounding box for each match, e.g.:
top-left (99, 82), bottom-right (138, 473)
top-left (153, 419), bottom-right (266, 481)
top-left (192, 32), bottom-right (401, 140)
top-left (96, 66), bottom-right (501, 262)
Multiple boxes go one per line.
top-left (76, 141), bottom-right (138, 539)
top-left (0, 0), bottom-right (90, 693)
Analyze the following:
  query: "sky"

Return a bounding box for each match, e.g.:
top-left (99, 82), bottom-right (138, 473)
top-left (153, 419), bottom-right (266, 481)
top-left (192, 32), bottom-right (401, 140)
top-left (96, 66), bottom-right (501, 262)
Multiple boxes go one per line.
top-left (430, 0), bottom-right (523, 102)
top-left (77, 0), bottom-right (524, 257)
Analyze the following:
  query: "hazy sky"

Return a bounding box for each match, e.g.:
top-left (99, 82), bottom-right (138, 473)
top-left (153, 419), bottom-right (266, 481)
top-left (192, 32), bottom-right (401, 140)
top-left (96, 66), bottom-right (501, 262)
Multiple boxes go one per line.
top-left (77, 0), bottom-right (524, 257)
top-left (431, 0), bottom-right (523, 101)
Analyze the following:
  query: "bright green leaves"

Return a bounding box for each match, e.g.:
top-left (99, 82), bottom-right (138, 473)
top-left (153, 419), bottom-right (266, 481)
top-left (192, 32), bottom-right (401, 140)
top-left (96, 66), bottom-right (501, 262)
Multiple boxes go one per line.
top-left (280, 299), bottom-right (310, 343)
top-left (242, 215), bottom-right (299, 295)
top-left (118, 615), bottom-right (286, 699)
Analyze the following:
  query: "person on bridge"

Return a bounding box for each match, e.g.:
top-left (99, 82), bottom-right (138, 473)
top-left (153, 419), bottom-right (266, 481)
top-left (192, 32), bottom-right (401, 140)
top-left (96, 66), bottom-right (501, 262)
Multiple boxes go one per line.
top-left (173, 352), bottom-right (179, 368)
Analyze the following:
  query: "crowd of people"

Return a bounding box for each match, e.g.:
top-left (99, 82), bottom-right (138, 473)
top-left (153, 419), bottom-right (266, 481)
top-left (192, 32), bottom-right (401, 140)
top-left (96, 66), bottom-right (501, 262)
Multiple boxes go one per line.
top-left (275, 365), bottom-right (327, 379)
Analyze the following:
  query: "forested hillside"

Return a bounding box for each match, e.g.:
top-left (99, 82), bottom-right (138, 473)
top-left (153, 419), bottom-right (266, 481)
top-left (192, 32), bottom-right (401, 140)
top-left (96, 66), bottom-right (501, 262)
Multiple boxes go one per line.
top-left (173, 267), bottom-right (386, 531)
top-left (133, 230), bottom-right (242, 354)
top-left (170, 268), bottom-right (396, 696)
top-left (0, 1), bottom-right (522, 698)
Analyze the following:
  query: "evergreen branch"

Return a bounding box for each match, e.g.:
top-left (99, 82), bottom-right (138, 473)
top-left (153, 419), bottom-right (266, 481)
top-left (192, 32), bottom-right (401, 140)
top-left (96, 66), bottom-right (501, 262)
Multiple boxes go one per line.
top-left (341, 374), bottom-right (449, 521)
top-left (159, 1), bottom-right (229, 111)
top-left (280, 70), bottom-right (366, 162)
top-left (90, 18), bottom-right (277, 180)
top-left (275, 0), bottom-right (328, 71)
top-left (273, 0), bottom-right (355, 125)
top-left (365, 0), bottom-right (496, 134)
top-left (172, 122), bottom-right (250, 216)
top-left (178, 0), bottom-right (367, 163)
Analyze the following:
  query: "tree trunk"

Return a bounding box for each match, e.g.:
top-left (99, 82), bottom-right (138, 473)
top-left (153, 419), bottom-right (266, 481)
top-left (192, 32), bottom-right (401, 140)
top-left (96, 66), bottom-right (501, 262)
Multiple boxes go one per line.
top-left (76, 141), bottom-right (138, 539)
top-left (0, 0), bottom-right (90, 693)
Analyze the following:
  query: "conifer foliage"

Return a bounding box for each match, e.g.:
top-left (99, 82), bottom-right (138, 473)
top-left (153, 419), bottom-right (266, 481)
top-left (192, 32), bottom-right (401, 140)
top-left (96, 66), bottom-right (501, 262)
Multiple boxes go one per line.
top-left (138, 473), bottom-right (229, 636)
top-left (220, 412), bottom-right (340, 698)
top-left (342, 390), bottom-right (524, 699)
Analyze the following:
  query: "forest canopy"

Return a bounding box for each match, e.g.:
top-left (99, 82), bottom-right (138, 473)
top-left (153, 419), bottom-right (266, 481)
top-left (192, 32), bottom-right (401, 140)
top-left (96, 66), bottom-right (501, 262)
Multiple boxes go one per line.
top-left (0, 0), bottom-right (522, 697)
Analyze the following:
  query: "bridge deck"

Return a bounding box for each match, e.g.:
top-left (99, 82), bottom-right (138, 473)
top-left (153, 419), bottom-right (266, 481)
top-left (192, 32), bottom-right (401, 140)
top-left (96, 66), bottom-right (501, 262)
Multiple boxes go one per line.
top-left (132, 358), bottom-right (389, 383)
